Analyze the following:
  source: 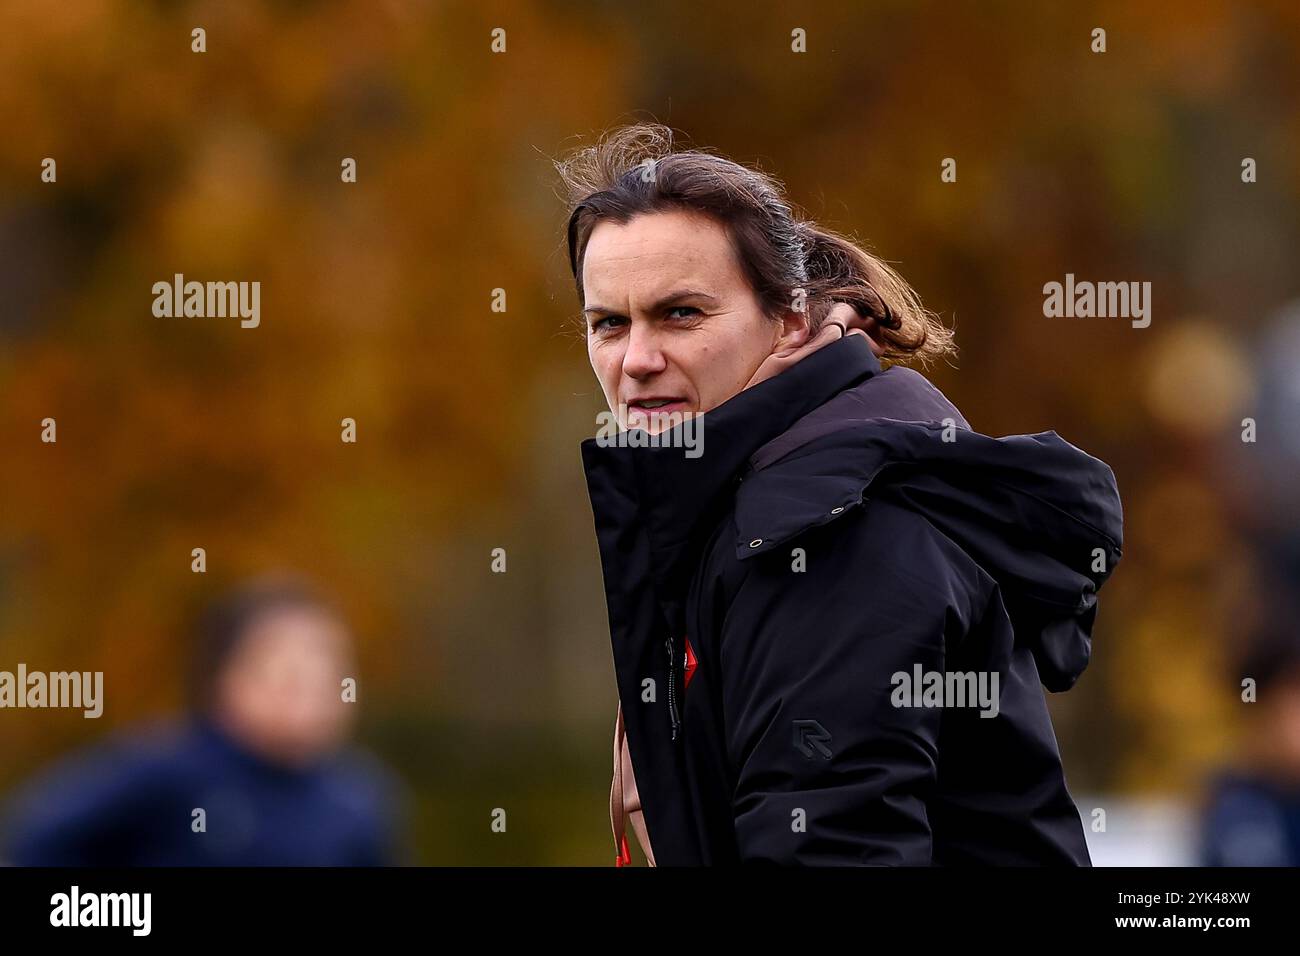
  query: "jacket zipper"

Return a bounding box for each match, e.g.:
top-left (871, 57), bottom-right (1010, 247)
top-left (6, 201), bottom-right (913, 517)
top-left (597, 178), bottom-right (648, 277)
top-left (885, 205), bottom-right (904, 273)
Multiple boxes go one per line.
top-left (665, 514), bottom-right (731, 743)
top-left (665, 633), bottom-right (681, 741)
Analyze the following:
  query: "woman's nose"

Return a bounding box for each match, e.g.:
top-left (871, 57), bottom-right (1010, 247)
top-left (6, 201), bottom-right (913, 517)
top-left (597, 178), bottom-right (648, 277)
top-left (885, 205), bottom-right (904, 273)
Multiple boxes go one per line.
top-left (621, 322), bottom-right (668, 379)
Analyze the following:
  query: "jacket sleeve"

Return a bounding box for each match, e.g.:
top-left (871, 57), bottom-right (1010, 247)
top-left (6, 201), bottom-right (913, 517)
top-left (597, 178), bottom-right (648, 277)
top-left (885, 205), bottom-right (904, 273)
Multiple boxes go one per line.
top-left (1, 741), bottom-right (161, 866)
top-left (719, 499), bottom-right (983, 865)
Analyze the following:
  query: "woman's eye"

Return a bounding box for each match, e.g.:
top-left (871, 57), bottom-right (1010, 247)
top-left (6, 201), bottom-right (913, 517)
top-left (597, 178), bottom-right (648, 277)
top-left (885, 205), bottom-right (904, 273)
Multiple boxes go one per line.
top-left (591, 315), bottom-right (626, 333)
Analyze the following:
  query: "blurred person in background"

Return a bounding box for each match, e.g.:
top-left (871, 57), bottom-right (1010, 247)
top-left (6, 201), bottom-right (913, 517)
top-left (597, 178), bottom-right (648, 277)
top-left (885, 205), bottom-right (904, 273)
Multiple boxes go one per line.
top-left (1199, 306), bottom-right (1300, 867)
top-left (1200, 617), bottom-right (1300, 866)
top-left (1, 575), bottom-right (404, 866)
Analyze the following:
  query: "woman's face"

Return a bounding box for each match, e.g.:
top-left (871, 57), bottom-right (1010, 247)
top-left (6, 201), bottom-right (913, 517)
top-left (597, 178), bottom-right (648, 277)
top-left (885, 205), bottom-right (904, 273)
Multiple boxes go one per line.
top-left (214, 607), bottom-right (354, 767)
top-left (583, 209), bottom-right (805, 433)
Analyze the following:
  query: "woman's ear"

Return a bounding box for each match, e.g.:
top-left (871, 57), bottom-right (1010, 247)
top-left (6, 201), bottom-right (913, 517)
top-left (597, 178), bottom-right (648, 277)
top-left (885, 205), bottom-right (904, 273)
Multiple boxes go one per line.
top-left (771, 309), bottom-right (812, 355)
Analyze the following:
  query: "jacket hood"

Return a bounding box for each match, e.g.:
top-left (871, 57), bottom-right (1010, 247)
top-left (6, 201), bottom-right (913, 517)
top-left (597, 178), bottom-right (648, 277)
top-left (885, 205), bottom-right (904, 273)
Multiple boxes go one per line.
top-left (736, 355), bottom-right (1124, 692)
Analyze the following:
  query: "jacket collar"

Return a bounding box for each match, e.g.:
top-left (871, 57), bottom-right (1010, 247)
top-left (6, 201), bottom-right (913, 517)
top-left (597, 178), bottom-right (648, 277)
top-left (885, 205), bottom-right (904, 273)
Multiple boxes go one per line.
top-left (581, 334), bottom-right (879, 600)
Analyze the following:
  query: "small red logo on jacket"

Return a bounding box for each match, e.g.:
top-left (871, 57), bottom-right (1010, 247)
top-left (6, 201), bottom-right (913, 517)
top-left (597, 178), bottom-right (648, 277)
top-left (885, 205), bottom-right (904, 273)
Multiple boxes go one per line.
top-left (684, 636), bottom-right (697, 690)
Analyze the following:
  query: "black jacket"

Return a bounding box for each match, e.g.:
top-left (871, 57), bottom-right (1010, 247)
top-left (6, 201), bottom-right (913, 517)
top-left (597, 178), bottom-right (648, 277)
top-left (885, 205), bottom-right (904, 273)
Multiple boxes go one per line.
top-left (582, 334), bottom-right (1123, 865)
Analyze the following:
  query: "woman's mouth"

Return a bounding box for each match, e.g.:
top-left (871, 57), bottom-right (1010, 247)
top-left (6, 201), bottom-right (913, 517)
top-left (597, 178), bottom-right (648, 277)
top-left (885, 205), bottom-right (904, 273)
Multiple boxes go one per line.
top-left (627, 397), bottom-right (688, 415)
top-left (625, 397), bottom-right (691, 426)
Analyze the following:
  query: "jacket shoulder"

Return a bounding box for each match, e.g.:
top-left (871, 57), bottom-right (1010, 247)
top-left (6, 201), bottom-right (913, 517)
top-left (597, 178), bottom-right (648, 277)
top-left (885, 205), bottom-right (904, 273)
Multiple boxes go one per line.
top-left (730, 419), bottom-right (949, 563)
top-left (698, 489), bottom-right (994, 639)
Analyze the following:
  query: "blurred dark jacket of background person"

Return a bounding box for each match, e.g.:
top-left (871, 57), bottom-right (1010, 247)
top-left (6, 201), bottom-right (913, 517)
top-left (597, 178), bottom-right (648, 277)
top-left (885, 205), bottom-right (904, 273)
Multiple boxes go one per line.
top-left (1200, 618), bottom-right (1300, 866)
top-left (1, 576), bottom-right (406, 866)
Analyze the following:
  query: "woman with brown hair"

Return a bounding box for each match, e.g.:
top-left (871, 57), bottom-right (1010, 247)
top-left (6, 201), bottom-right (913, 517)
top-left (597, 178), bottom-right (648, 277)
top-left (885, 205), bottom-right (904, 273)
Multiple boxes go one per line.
top-left (560, 124), bottom-right (1122, 865)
